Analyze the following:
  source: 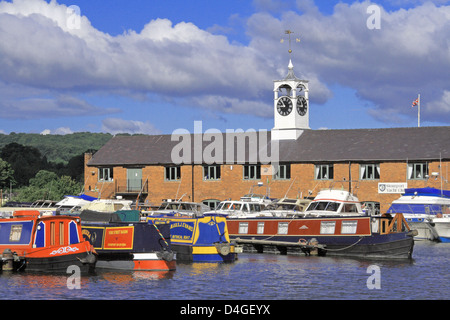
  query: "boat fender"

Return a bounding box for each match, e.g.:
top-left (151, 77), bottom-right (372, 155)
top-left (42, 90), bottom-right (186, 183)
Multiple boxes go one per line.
top-left (157, 250), bottom-right (174, 262)
top-left (407, 230), bottom-right (419, 237)
top-left (2, 249), bottom-right (14, 271)
top-left (215, 243), bottom-right (231, 256)
top-left (78, 253), bottom-right (97, 265)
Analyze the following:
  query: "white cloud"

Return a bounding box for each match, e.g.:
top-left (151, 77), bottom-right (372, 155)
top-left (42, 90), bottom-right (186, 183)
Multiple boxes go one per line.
top-left (0, 0), bottom-right (448, 127)
top-left (101, 118), bottom-right (162, 135)
top-left (246, 0), bottom-right (450, 124)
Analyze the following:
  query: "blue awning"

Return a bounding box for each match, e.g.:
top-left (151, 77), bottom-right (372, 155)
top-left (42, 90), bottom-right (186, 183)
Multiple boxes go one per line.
top-left (387, 203), bottom-right (443, 215)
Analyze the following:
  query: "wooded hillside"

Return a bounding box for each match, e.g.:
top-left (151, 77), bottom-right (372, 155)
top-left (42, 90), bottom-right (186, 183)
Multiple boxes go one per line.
top-left (0, 132), bottom-right (113, 164)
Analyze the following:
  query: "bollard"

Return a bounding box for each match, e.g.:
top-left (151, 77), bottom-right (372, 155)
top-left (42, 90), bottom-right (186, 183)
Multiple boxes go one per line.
top-left (2, 249), bottom-right (14, 271)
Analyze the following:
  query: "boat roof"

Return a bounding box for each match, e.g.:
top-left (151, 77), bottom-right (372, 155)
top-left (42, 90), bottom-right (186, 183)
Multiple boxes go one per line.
top-left (312, 189), bottom-right (360, 203)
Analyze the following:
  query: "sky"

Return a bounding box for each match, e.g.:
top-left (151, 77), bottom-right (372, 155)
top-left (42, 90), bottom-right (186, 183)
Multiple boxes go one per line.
top-left (0, 0), bottom-right (449, 135)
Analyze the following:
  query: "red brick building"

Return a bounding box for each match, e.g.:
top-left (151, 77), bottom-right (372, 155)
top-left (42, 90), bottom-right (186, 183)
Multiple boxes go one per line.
top-left (84, 127), bottom-right (450, 212)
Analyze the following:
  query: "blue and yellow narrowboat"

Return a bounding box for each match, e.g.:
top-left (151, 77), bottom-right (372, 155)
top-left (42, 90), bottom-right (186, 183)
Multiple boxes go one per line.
top-left (147, 211), bottom-right (237, 263)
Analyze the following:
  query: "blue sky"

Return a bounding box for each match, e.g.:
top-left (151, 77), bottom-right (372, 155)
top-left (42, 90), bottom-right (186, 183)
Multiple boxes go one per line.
top-left (0, 0), bottom-right (449, 135)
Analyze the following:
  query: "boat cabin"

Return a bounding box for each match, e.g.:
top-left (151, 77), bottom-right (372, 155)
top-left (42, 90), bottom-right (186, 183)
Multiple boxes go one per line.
top-left (208, 200), bottom-right (266, 217)
top-left (150, 200), bottom-right (210, 216)
top-left (262, 198), bottom-right (312, 217)
top-left (303, 189), bottom-right (364, 217)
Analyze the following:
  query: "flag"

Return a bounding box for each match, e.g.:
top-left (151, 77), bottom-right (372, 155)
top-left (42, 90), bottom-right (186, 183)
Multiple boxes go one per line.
top-left (412, 97), bottom-right (419, 108)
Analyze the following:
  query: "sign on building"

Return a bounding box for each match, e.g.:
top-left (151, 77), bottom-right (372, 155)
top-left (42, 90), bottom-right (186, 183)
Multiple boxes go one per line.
top-left (378, 183), bottom-right (407, 194)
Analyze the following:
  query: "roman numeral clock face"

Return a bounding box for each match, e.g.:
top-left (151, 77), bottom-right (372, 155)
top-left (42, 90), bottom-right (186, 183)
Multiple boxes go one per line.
top-left (277, 96), bottom-right (293, 116)
top-left (297, 96), bottom-right (307, 116)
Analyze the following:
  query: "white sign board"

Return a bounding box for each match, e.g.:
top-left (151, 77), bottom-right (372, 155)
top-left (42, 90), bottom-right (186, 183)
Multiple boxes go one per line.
top-left (378, 183), bottom-right (407, 194)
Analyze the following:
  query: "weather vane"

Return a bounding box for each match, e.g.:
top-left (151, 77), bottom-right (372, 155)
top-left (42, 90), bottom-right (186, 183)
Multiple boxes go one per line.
top-left (280, 30), bottom-right (301, 57)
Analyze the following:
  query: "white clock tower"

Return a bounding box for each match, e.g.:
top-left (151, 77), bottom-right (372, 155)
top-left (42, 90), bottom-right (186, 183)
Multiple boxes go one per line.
top-left (272, 59), bottom-right (310, 140)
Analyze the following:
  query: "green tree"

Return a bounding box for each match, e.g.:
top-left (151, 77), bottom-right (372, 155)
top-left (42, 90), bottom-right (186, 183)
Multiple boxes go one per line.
top-left (15, 170), bottom-right (82, 202)
top-left (0, 158), bottom-right (15, 189)
top-left (0, 143), bottom-right (45, 187)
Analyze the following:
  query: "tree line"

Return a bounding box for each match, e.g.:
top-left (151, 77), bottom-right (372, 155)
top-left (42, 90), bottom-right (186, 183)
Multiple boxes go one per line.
top-left (0, 142), bottom-right (94, 202)
top-left (0, 131), bottom-right (115, 203)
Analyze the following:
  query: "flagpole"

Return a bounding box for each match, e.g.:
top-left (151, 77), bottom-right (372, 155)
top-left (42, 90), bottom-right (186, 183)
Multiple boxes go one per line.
top-left (418, 93), bottom-right (420, 127)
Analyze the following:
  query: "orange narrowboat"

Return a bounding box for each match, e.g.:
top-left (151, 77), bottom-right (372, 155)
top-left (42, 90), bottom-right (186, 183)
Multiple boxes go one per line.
top-left (0, 210), bottom-right (96, 273)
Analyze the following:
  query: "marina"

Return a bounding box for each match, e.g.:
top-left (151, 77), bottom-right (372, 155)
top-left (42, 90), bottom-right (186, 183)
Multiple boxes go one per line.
top-left (0, 2), bottom-right (448, 305)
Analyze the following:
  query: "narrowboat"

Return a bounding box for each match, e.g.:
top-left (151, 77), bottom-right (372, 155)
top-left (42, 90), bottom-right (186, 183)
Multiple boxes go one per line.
top-left (146, 200), bottom-right (237, 262)
top-left (0, 210), bottom-right (96, 273)
top-left (80, 210), bottom-right (176, 271)
top-left (227, 189), bottom-right (416, 259)
top-left (387, 187), bottom-right (450, 242)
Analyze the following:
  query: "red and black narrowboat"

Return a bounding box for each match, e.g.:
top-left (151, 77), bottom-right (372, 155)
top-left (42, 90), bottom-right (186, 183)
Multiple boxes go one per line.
top-left (226, 189), bottom-right (416, 259)
top-left (0, 210), bottom-right (96, 273)
top-left (80, 210), bottom-right (176, 271)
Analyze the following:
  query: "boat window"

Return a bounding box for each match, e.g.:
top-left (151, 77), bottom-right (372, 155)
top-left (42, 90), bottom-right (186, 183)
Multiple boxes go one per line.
top-left (278, 222), bottom-right (289, 235)
top-left (59, 222), bottom-right (65, 246)
top-left (50, 222), bottom-right (56, 246)
top-left (306, 202), bottom-right (318, 211)
top-left (241, 204), bottom-right (249, 212)
top-left (9, 225), bottom-right (23, 242)
top-left (342, 204), bottom-right (358, 213)
top-left (249, 204), bottom-right (261, 212)
top-left (325, 202), bottom-right (339, 212)
top-left (341, 221), bottom-right (358, 234)
top-left (257, 222), bottom-right (265, 234)
top-left (320, 221), bottom-right (336, 234)
top-left (238, 222), bottom-right (249, 234)
top-left (315, 202), bottom-right (329, 210)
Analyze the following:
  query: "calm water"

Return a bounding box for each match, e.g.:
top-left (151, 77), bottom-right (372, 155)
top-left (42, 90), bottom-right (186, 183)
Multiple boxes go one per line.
top-left (0, 242), bottom-right (448, 301)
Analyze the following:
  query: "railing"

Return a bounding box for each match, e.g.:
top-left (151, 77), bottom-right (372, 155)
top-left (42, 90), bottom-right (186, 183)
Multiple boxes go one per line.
top-left (115, 179), bottom-right (148, 194)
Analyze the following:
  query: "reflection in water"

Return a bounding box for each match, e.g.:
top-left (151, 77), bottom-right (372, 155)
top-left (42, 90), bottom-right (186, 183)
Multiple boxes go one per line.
top-left (0, 242), bottom-right (448, 300)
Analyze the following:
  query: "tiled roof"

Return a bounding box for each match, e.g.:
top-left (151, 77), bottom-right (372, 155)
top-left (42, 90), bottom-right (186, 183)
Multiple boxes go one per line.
top-left (87, 126), bottom-right (450, 166)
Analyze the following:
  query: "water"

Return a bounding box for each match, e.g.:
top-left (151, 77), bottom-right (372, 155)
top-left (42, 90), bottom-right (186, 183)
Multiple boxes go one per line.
top-left (0, 242), bottom-right (448, 301)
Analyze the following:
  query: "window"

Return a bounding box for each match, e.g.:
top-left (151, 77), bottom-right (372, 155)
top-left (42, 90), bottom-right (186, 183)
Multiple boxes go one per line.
top-left (203, 165), bottom-right (221, 180)
top-left (9, 225), bottom-right (23, 242)
top-left (59, 222), bottom-right (65, 246)
top-left (315, 164), bottom-right (334, 180)
top-left (408, 163), bottom-right (428, 180)
top-left (238, 222), bottom-right (249, 234)
top-left (342, 203), bottom-right (358, 213)
top-left (202, 199), bottom-right (221, 210)
top-left (341, 221), bottom-right (358, 234)
top-left (273, 164), bottom-right (291, 180)
top-left (257, 222), bottom-right (265, 234)
top-left (243, 164), bottom-right (261, 180)
top-left (165, 166), bottom-right (181, 181)
top-left (278, 222), bottom-right (289, 234)
top-left (320, 221), bottom-right (336, 234)
top-left (98, 167), bottom-right (113, 181)
top-left (360, 164), bottom-right (380, 180)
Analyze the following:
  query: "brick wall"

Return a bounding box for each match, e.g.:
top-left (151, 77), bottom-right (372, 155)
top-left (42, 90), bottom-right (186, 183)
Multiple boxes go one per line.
top-left (84, 155), bottom-right (449, 212)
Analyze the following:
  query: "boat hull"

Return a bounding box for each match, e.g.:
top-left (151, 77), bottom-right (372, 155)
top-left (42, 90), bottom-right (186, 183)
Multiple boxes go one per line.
top-left (406, 220), bottom-right (440, 241)
top-left (22, 248), bottom-right (96, 273)
top-left (433, 218), bottom-right (450, 243)
top-left (81, 221), bottom-right (175, 271)
top-left (227, 215), bottom-right (415, 259)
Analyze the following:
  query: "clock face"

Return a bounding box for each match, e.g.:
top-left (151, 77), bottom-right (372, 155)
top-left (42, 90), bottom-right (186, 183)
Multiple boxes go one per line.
top-left (297, 96), bottom-right (308, 116)
top-left (277, 96), bottom-right (293, 116)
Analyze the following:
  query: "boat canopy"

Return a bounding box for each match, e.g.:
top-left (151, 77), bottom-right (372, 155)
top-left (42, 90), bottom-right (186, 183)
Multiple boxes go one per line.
top-left (387, 203), bottom-right (445, 215)
top-left (403, 187), bottom-right (450, 198)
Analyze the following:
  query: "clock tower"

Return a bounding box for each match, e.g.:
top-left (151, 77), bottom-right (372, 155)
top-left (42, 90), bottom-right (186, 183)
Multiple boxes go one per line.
top-left (272, 59), bottom-right (310, 140)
